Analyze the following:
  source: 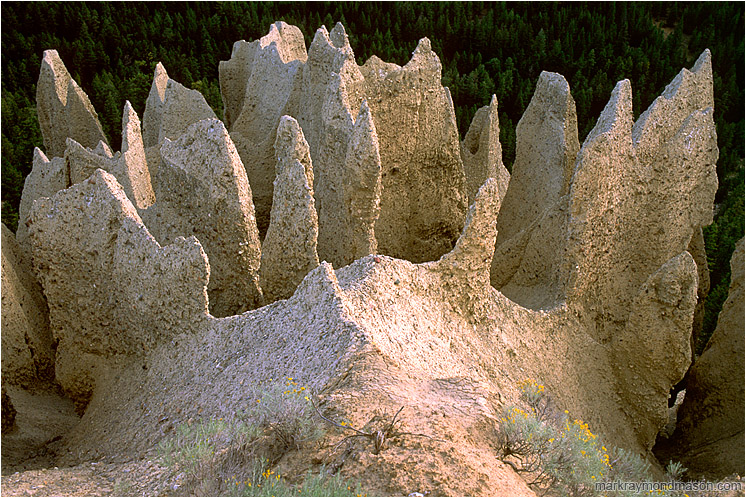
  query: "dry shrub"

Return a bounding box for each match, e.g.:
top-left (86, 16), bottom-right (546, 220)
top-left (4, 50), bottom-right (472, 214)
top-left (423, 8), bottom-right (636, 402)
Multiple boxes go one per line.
top-left (156, 377), bottom-right (355, 496)
top-left (496, 379), bottom-right (704, 497)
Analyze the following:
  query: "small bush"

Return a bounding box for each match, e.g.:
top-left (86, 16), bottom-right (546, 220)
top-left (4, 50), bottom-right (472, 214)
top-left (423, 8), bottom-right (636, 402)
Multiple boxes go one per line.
top-left (665, 461), bottom-right (688, 481)
top-left (157, 378), bottom-right (360, 496)
top-left (496, 385), bottom-right (611, 494)
top-left (241, 377), bottom-right (324, 452)
top-left (157, 416), bottom-right (262, 495)
top-left (496, 379), bottom-right (692, 497)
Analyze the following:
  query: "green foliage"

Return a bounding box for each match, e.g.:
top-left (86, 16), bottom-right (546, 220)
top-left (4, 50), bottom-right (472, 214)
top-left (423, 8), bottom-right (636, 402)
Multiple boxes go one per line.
top-left (498, 379), bottom-right (614, 495)
top-left (157, 378), bottom-right (360, 497)
top-left (224, 459), bottom-right (363, 497)
top-left (157, 417), bottom-right (260, 471)
top-left (605, 448), bottom-right (661, 497)
top-left (666, 460), bottom-right (688, 481)
top-left (1, 88), bottom-right (42, 231)
top-left (497, 379), bottom-right (693, 496)
top-left (246, 377), bottom-right (323, 452)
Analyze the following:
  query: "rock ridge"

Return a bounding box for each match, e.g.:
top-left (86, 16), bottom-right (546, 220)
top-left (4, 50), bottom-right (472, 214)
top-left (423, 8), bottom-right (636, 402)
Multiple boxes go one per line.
top-left (36, 50), bottom-right (108, 159)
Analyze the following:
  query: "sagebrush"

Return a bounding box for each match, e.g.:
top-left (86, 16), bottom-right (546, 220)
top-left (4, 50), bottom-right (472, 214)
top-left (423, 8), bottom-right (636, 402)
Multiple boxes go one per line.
top-left (157, 377), bottom-right (361, 497)
top-left (497, 379), bottom-right (692, 497)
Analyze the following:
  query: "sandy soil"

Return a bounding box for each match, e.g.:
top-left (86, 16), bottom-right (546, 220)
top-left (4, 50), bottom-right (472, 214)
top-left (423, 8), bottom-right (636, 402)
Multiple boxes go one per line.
top-left (0, 381), bottom-right (183, 496)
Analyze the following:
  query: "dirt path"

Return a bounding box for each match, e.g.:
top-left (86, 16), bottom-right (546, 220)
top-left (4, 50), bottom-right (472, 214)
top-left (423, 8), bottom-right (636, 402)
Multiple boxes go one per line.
top-left (3, 463), bottom-right (120, 497)
top-left (1, 384), bottom-right (155, 496)
top-left (1, 459), bottom-right (181, 497)
top-left (2, 383), bottom-right (79, 474)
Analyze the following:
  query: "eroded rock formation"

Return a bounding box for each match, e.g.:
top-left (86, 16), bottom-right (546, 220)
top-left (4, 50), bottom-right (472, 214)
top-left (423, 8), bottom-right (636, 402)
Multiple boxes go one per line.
top-left (158, 79), bottom-right (217, 144)
top-left (16, 149), bottom-right (68, 254)
top-left (36, 50), bottom-right (108, 158)
top-left (687, 227), bottom-right (711, 354)
top-left (343, 99), bottom-right (382, 262)
top-left (1, 385), bottom-right (16, 433)
top-left (259, 116), bottom-right (319, 303)
top-left (116, 101), bottom-right (155, 210)
top-left (142, 62), bottom-right (169, 182)
top-left (492, 54), bottom-right (717, 317)
top-left (663, 238), bottom-right (744, 479)
top-left (221, 21), bottom-right (308, 236)
top-left (143, 62), bottom-right (169, 149)
top-left (32, 100), bottom-right (156, 222)
top-left (218, 40), bottom-right (256, 132)
top-left (150, 118), bottom-right (263, 316)
top-left (6, 25), bottom-right (732, 494)
top-left (493, 72), bottom-right (578, 250)
top-left (298, 24), bottom-right (367, 268)
top-left (484, 52), bottom-right (718, 460)
top-left (220, 23), bottom-right (468, 266)
top-left (18, 99), bottom-right (154, 257)
top-left (1, 224), bottom-right (55, 388)
top-left (51, 164), bottom-right (700, 490)
top-left (56, 176), bottom-right (534, 498)
top-left (65, 137), bottom-right (116, 187)
top-left (360, 38), bottom-right (467, 263)
top-left (140, 61), bottom-right (219, 186)
top-left (26, 169), bottom-right (210, 410)
top-left (461, 95), bottom-right (509, 206)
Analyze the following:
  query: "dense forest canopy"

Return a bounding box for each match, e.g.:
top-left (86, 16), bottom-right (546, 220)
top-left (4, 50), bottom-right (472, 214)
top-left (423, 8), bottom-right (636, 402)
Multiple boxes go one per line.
top-left (1, 1), bottom-right (743, 353)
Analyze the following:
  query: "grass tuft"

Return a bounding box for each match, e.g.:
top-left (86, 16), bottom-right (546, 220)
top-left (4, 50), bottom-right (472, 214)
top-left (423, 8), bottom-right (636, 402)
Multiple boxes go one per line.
top-left (157, 378), bottom-right (361, 496)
